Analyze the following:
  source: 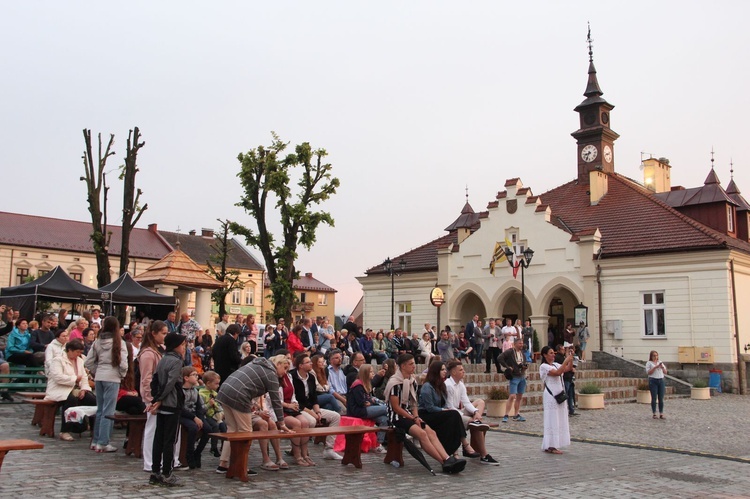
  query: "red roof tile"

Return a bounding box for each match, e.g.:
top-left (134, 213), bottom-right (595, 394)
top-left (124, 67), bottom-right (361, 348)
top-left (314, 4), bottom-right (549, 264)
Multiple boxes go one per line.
top-left (0, 211), bottom-right (171, 259)
top-left (366, 232), bottom-right (458, 275)
top-left (262, 273), bottom-right (337, 293)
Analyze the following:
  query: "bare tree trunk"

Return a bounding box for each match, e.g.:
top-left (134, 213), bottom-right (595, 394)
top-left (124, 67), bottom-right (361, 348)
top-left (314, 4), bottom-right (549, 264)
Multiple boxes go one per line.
top-left (82, 129), bottom-right (115, 287)
top-left (119, 127), bottom-right (147, 277)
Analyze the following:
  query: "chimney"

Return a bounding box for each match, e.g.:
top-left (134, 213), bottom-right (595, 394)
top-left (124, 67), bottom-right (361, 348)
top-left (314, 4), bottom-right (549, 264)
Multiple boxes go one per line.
top-left (188, 230), bottom-right (196, 236)
top-left (148, 223), bottom-right (158, 233)
top-left (201, 228), bottom-right (215, 238)
top-left (589, 170), bottom-right (608, 205)
top-left (642, 157), bottom-right (672, 193)
top-left (305, 273), bottom-right (313, 278)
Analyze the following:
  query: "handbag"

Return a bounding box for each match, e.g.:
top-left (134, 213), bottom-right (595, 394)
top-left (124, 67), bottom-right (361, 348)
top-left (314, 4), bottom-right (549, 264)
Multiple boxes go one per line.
top-left (545, 382), bottom-right (568, 404)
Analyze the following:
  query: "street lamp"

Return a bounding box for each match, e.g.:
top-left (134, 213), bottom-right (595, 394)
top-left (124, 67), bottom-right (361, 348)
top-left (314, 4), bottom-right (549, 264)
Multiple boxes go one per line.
top-left (383, 257), bottom-right (407, 330)
top-left (503, 246), bottom-right (534, 324)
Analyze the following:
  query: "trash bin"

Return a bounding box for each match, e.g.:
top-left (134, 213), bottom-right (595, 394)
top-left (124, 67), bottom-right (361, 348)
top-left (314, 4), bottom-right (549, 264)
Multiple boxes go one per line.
top-left (709, 369), bottom-right (722, 393)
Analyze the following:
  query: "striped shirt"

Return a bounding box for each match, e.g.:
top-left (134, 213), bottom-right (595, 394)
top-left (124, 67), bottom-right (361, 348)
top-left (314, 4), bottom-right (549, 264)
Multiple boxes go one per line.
top-left (216, 357), bottom-right (284, 421)
top-left (386, 379), bottom-right (417, 425)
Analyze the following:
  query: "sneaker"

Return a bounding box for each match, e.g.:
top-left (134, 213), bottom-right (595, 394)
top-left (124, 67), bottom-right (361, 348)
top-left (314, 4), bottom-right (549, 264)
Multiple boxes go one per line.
top-left (211, 448), bottom-right (221, 458)
top-left (97, 444), bottom-right (118, 453)
top-left (512, 414), bottom-right (526, 422)
top-left (90, 443), bottom-right (100, 451)
top-left (160, 474), bottom-right (183, 487)
top-left (247, 468), bottom-right (258, 476)
top-left (323, 448), bottom-right (343, 460)
top-left (569, 412), bottom-right (579, 416)
top-left (468, 420), bottom-right (490, 431)
top-left (0, 391), bottom-right (13, 402)
top-left (462, 448), bottom-right (480, 458)
top-left (215, 466), bottom-right (228, 474)
top-left (480, 454), bottom-right (500, 465)
top-left (442, 456), bottom-right (467, 474)
top-left (371, 445), bottom-right (386, 454)
top-left (173, 464), bottom-right (190, 471)
top-left (501, 416), bottom-right (509, 423)
top-left (148, 473), bottom-right (163, 485)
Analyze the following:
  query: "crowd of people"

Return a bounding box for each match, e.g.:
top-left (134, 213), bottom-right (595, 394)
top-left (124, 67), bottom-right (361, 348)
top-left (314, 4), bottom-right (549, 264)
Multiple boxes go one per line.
top-left (1, 305), bottom-right (670, 487)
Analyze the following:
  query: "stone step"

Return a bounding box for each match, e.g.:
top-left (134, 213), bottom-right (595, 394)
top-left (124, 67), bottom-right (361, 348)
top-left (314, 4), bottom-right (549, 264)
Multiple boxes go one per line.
top-left (464, 378), bottom-right (664, 396)
top-left (463, 369), bottom-right (619, 384)
top-left (477, 386), bottom-right (681, 411)
top-left (459, 360), bottom-right (600, 373)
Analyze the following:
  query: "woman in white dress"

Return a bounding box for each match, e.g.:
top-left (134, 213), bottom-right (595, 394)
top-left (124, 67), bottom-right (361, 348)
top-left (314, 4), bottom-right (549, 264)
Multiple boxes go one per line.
top-left (539, 345), bottom-right (574, 454)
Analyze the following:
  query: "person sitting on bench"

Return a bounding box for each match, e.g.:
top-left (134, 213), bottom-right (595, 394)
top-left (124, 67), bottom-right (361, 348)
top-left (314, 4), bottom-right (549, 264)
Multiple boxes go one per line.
top-left (384, 354), bottom-right (466, 474)
top-left (44, 339), bottom-right (96, 441)
top-left (6, 318), bottom-right (44, 367)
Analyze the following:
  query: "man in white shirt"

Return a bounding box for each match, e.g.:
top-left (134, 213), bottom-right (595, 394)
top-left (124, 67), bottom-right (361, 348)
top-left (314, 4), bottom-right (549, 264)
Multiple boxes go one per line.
top-left (501, 318), bottom-right (517, 347)
top-left (444, 360), bottom-right (498, 465)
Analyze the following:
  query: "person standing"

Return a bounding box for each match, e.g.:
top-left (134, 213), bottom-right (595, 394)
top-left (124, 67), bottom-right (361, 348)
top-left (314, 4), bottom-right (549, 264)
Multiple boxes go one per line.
top-left (212, 324), bottom-right (242, 385)
top-left (577, 321), bottom-right (590, 361)
top-left (498, 338), bottom-right (528, 423)
top-left (522, 319), bottom-right (535, 363)
top-left (215, 313), bottom-right (230, 338)
top-left (646, 350), bottom-right (667, 419)
top-left (539, 346), bottom-right (573, 454)
top-left (472, 320), bottom-right (485, 365)
top-left (139, 320), bottom-right (171, 472)
top-left (483, 319), bottom-right (502, 374)
top-left (85, 316), bottom-right (128, 453)
top-left (555, 344), bottom-right (577, 416)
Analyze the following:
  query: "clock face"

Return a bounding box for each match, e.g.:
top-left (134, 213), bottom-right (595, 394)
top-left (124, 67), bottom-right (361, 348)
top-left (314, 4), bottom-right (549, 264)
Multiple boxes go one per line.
top-left (581, 144), bottom-right (598, 163)
top-left (603, 145), bottom-right (613, 163)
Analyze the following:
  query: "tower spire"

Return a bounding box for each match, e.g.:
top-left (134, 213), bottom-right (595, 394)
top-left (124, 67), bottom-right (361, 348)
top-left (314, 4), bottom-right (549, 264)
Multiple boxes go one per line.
top-left (731, 158), bottom-right (734, 179)
top-left (465, 184), bottom-right (469, 203)
top-left (711, 147), bottom-right (715, 170)
top-left (584, 23), bottom-right (603, 97)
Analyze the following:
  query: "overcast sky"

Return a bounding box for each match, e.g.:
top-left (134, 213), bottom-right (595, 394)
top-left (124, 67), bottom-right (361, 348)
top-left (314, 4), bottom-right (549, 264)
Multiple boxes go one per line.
top-left (2, 1), bottom-right (748, 316)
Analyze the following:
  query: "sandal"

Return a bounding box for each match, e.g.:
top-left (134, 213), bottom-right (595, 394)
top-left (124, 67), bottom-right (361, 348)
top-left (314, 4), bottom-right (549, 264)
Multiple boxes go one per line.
top-left (659, 415), bottom-right (666, 420)
top-left (544, 448), bottom-right (563, 455)
top-left (59, 433), bottom-right (74, 442)
top-left (260, 461), bottom-right (280, 471)
top-left (294, 457), bottom-right (310, 467)
top-left (304, 456), bottom-right (317, 466)
top-left (276, 460), bottom-right (289, 470)
top-left (653, 414), bottom-right (658, 419)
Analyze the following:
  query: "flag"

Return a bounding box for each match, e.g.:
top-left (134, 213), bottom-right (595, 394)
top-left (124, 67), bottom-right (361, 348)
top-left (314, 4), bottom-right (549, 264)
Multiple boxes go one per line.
top-left (505, 238), bottom-right (520, 279)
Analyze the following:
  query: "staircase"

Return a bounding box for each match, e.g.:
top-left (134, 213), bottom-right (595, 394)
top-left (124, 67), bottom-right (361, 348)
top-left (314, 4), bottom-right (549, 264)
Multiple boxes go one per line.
top-left (459, 360), bottom-right (679, 411)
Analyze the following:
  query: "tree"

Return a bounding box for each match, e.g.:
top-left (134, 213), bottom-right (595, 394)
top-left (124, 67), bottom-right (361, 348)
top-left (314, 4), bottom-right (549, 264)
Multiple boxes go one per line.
top-left (119, 127), bottom-right (148, 277)
top-left (231, 133), bottom-right (339, 322)
top-left (81, 130), bottom-right (115, 287)
top-left (207, 219), bottom-right (244, 318)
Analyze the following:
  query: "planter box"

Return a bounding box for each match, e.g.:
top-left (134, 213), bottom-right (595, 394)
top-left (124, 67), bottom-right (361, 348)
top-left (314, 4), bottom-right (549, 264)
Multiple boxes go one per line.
top-left (486, 399), bottom-right (507, 418)
top-left (691, 387), bottom-right (711, 400)
top-left (636, 390), bottom-right (651, 404)
top-left (577, 392), bottom-right (605, 410)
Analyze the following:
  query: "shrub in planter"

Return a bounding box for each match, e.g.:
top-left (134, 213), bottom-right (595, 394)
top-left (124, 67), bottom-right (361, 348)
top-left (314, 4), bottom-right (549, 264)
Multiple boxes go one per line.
top-left (486, 386), bottom-right (509, 417)
top-left (637, 381), bottom-right (649, 391)
top-left (488, 386), bottom-right (509, 400)
top-left (692, 379), bottom-right (708, 388)
top-left (691, 379), bottom-right (710, 400)
top-left (636, 381), bottom-right (651, 404)
top-left (577, 382), bottom-right (605, 409)
top-left (579, 383), bottom-right (602, 394)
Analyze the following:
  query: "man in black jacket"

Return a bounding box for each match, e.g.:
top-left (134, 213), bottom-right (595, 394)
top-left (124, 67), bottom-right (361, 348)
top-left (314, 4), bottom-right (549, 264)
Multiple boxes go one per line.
top-left (555, 344), bottom-right (578, 416)
top-left (290, 353), bottom-right (342, 460)
top-left (212, 324), bottom-right (241, 386)
top-left (342, 317), bottom-right (359, 338)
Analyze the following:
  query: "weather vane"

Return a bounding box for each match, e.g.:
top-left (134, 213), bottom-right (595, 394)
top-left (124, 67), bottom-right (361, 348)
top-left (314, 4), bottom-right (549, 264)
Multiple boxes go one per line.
top-left (587, 22), bottom-right (593, 62)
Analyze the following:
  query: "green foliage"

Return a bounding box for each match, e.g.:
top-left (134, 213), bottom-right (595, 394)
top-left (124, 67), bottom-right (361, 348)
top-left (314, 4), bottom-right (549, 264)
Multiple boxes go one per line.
top-left (532, 330), bottom-right (540, 352)
top-left (488, 386), bottom-right (509, 400)
top-left (637, 381), bottom-right (649, 391)
top-left (206, 219), bottom-right (244, 318)
top-left (231, 132), bottom-right (339, 322)
top-left (579, 382), bottom-right (602, 394)
top-left (692, 379), bottom-right (708, 388)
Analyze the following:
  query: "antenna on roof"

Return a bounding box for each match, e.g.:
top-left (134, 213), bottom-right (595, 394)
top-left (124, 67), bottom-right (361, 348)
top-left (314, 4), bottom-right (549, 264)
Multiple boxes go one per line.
top-left (587, 22), bottom-right (594, 62)
top-left (730, 158), bottom-right (734, 179)
top-left (465, 184), bottom-right (469, 202)
top-left (711, 147), bottom-right (715, 170)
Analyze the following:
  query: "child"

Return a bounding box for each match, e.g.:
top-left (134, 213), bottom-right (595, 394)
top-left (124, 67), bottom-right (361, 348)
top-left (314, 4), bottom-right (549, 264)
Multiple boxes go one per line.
top-left (148, 333), bottom-right (186, 487)
top-left (180, 366), bottom-right (210, 469)
top-left (198, 371), bottom-right (226, 457)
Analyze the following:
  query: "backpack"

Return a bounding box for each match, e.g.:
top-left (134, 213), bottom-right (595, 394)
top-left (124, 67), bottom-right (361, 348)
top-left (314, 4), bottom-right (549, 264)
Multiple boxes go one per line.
top-left (150, 371), bottom-right (162, 400)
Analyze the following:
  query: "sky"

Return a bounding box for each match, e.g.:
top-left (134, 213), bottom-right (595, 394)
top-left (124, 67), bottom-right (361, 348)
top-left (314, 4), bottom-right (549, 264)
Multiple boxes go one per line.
top-left (2, 1), bottom-right (749, 317)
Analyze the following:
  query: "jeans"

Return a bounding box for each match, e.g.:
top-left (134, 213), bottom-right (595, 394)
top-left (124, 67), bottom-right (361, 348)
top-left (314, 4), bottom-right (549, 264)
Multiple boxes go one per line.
top-left (564, 379), bottom-right (576, 414)
top-left (180, 417), bottom-right (210, 465)
top-left (316, 392), bottom-right (340, 413)
top-left (473, 343), bottom-right (484, 364)
top-left (365, 404), bottom-right (388, 443)
top-left (649, 377), bottom-right (665, 414)
top-left (92, 380), bottom-right (119, 446)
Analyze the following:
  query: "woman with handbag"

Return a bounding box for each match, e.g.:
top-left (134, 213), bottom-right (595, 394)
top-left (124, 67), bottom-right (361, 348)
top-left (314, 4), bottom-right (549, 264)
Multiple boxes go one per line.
top-left (539, 345), bottom-right (574, 454)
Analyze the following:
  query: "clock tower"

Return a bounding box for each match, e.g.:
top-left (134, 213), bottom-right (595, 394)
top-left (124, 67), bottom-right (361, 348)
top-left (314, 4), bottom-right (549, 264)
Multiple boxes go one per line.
top-left (571, 27), bottom-right (619, 184)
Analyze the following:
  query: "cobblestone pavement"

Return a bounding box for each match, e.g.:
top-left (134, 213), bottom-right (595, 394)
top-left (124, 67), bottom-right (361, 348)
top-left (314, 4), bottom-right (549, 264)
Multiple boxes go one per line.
top-left (1, 397), bottom-right (749, 498)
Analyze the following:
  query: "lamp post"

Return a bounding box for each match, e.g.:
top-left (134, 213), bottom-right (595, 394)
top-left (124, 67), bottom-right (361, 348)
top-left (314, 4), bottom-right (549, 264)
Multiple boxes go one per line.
top-left (503, 246), bottom-right (534, 323)
top-left (383, 257), bottom-right (407, 330)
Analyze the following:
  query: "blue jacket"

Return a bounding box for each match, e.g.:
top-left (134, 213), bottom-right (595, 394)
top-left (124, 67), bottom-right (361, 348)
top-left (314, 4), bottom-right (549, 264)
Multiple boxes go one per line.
top-left (418, 382), bottom-right (447, 414)
top-left (5, 328), bottom-right (31, 357)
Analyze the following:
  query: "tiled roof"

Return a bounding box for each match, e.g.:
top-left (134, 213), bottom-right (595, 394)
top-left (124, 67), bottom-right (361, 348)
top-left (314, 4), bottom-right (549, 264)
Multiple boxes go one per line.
top-left (0, 212), bottom-right (171, 259)
top-left (262, 273), bottom-right (337, 293)
top-left (159, 231), bottom-right (264, 271)
top-left (365, 231), bottom-right (457, 275)
top-left (444, 202), bottom-right (480, 231)
top-left (726, 179), bottom-right (750, 212)
top-left (133, 248), bottom-right (224, 289)
top-left (655, 169), bottom-right (737, 208)
top-left (539, 173), bottom-right (750, 257)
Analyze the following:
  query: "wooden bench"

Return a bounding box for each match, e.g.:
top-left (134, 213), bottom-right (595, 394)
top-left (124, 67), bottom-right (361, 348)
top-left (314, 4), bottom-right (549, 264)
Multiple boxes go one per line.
top-left (382, 423), bottom-right (499, 467)
top-left (9, 365), bottom-right (44, 372)
top-left (22, 399), bottom-right (59, 437)
top-left (0, 439), bottom-right (44, 472)
top-left (210, 425), bottom-right (381, 482)
top-left (106, 414), bottom-right (147, 458)
top-left (17, 392), bottom-right (47, 426)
